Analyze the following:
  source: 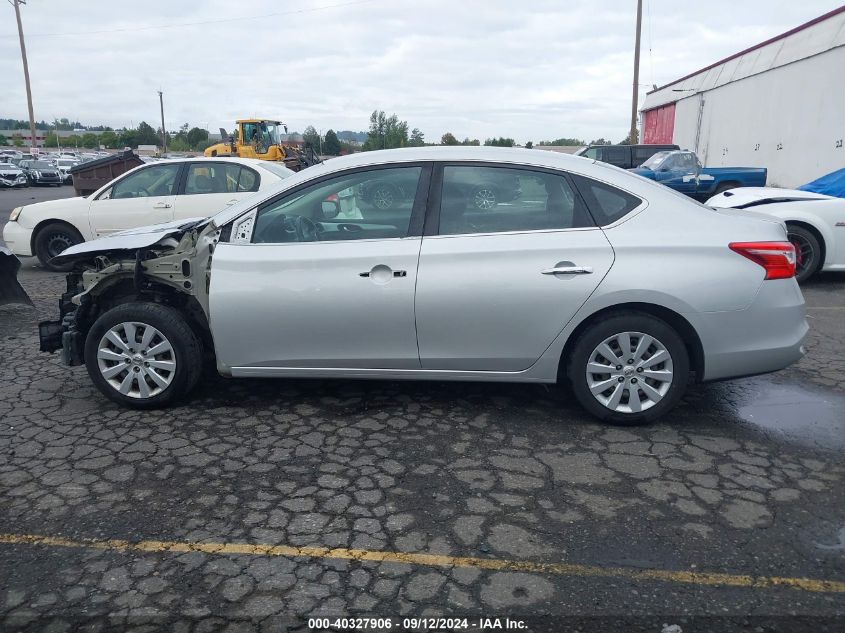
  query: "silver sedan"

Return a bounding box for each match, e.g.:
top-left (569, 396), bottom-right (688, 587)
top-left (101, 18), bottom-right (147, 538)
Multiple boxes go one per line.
top-left (38, 146), bottom-right (807, 424)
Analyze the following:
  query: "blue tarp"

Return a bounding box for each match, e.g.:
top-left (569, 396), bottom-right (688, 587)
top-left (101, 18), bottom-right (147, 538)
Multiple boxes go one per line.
top-left (798, 167), bottom-right (845, 198)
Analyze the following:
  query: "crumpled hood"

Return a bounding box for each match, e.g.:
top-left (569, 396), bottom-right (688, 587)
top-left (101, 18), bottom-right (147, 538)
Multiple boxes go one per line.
top-left (51, 217), bottom-right (210, 266)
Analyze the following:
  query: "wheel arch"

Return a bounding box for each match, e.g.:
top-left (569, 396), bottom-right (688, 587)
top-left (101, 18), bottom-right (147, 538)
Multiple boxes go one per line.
top-left (785, 220), bottom-right (827, 268)
top-left (74, 277), bottom-right (213, 364)
top-left (558, 302), bottom-right (705, 382)
top-left (30, 218), bottom-right (86, 254)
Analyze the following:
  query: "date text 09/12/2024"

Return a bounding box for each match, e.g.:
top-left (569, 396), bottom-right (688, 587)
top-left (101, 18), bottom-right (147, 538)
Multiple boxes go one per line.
top-left (307, 617), bottom-right (528, 630)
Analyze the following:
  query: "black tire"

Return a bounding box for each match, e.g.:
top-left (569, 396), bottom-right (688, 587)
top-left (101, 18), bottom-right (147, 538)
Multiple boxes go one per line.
top-left (34, 222), bottom-right (83, 272)
top-left (566, 312), bottom-right (690, 425)
top-left (787, 224), bottom-right (821, 283)
top-left (84, 302), bottom-right (203, 409)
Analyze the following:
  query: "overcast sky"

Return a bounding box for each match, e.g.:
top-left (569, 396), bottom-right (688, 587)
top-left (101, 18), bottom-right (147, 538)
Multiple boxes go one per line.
top-left (0, 0), bottom-right (839, 143)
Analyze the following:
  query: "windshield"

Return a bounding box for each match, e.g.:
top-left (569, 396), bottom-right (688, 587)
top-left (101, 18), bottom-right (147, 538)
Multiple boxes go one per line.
top-left (640, 152), bottom-right (670, 170)
top-left (30, 161), bottom-right (53, 169)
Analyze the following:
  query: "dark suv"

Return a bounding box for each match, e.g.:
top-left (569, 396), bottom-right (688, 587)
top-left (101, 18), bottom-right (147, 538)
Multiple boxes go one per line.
top-left (576, 144), bottom-right (679, 170)
top-left (19, 160), bottom-right (63, 186)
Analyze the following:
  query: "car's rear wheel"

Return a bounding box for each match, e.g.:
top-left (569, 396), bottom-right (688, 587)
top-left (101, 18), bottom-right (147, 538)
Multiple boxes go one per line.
top-left (567, 313), bottom-right (689, 425)
top-left (84, 302), bottom-right (203, 408)
top-left (34, 222), bottom-right (83, 272)
top-left (787, 225), bottom-right (821, 283)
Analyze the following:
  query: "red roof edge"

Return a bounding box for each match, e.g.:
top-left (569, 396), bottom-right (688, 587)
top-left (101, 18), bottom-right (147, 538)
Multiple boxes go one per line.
top-left (645, 4), bottom-right (845, 97)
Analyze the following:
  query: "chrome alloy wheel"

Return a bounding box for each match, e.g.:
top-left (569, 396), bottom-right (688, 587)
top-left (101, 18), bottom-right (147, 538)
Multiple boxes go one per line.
top-left (96, 322), bottom-right (176, 399)
top-left (473, 188), bottom-right (497, 210)
top-left (585, 331), bottom-right (674, 414)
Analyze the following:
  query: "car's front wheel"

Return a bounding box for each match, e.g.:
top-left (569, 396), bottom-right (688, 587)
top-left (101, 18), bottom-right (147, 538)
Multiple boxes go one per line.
top-left (34, 222), bottom-right (83, 271)
top-left (567, 313), bottom-right (689, 425)
top-left (84, 302), bottom-right (203, 408)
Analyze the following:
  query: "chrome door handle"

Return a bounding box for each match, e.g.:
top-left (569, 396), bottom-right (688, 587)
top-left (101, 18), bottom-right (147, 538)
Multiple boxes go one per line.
top-left (153, 202), bottom-right (172, 209)
top-left (541, 266), bottom-right (593, 275)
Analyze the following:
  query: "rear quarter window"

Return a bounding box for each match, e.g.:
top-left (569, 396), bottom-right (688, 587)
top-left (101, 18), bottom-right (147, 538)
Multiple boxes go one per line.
top-left (571, 175), bottom-right (642, 225)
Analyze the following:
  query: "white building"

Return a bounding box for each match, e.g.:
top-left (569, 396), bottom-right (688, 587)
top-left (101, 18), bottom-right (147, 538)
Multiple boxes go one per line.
top-left (640, 6), bottom-right (845, 188)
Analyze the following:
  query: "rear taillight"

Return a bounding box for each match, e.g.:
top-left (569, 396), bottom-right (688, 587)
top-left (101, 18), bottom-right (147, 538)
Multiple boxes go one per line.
top-left (729, 241), bottom-right (796, 280)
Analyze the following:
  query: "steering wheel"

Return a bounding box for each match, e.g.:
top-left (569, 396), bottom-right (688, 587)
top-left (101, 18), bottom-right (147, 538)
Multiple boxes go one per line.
top-left (256, 214), bottom-right (319, 243)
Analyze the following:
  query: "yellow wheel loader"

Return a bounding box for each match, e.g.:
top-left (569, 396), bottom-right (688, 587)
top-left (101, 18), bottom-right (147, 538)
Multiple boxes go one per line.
top-left (204, 119), bottom-right (320, 171)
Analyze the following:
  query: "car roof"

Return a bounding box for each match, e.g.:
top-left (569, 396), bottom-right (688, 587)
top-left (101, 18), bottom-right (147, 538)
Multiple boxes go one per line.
top-left (318, 146), bottom-right (600, 172)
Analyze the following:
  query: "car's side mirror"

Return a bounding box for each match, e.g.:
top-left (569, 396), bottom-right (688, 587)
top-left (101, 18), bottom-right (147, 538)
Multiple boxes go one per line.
top-left (321, 199), bottom-right (340, 219)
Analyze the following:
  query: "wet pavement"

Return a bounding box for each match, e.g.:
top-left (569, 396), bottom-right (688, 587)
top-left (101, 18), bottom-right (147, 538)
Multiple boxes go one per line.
top-left (1, 189), bottom-right (844, 631)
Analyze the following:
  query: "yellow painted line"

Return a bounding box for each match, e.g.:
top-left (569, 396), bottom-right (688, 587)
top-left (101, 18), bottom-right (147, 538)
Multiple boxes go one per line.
top-left (1, 533), bottom-right (843, 593)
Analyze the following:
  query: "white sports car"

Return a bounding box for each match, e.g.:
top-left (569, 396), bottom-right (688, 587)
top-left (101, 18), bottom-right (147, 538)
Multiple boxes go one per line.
top-left (707, 187), bottom-right (845, 282)
top-left (2, 157), bottom-right (294, 271)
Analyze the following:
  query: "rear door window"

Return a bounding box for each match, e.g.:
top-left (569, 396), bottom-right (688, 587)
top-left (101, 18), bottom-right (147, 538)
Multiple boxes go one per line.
top-left (437, 165), bottom-right (594, 235)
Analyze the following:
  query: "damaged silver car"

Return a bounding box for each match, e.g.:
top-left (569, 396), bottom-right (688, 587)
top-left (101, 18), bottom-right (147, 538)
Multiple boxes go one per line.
top-left (31, 147), bottom-right (807, 424)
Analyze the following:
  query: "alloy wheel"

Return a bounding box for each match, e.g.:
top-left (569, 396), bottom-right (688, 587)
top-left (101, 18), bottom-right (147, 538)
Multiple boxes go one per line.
top-left (585, 331), bottom-right (674, 413)
top-left (788, 232), bottom-right (814, 279)
top-left (96, 322), bottom-right (176, 399)
top-left (473, 188), bottom-right (497, 210)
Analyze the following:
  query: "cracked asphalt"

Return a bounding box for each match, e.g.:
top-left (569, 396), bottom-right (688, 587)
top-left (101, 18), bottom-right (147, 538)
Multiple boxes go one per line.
top-left (1, 189), bottom-right (844, 631)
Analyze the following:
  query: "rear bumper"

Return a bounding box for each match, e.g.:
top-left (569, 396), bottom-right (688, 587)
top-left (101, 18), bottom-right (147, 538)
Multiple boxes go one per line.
top-left (691, 278), bottom-right (808, 382)
top-left (1, 221), bottom-right (33, 257)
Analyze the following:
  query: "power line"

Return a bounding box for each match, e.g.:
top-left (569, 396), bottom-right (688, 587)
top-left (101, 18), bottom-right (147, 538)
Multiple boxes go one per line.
top-left (0, 0), bottom-right (378, 39)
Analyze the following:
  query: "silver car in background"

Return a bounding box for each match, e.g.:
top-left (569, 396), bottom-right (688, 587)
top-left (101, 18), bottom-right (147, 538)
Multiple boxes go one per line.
top-left (37, 147), bottom-right (807, 424)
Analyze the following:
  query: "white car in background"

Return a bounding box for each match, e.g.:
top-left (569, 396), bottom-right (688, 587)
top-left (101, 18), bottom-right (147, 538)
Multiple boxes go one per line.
top-left (3, 157), bottom-right (295, 270)
top-left (707, 187), bottom-right (845, 282)
top-left (54, 157), bottom-right (80, 185)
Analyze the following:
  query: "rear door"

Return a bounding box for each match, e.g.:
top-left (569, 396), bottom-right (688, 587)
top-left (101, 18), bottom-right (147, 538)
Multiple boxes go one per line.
top-left (87, 163), bottom-right (182, 237)
top-left (172, 161), bottom-right (261, 220)
top-left (414, 164), bottom-right (616, 371)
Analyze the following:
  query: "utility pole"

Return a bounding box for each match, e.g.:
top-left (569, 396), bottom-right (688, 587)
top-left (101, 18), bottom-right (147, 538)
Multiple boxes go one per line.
top-left (158, 90), bottom-right (167, 155)
top-left (629, 0), bottom-right (643, 144)
top-left (13, 0), bottom-right (38, 152)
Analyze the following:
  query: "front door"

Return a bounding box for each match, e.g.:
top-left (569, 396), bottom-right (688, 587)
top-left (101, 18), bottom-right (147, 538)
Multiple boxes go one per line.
top-left (88, 163), bottom-right (181, 237)
top-left (654, 152), bottom-right (698, 195)
top-left (415, 164), bottom-right (616, 371)
top-left (209, 164), bottom-right (430, 371)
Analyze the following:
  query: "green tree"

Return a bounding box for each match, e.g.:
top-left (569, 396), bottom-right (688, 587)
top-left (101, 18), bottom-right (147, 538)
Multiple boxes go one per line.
top-left (118, 129), bottom-right (138, 148)
top-left (484, 137), bottom-right (515, 147)
top-left (169, 137), bottom-right (190, 151)
top-left (43, 133), bottom-right (60, 148)
top-left (460, 137), bottom-right (480, 146)
top-left (525, 141), bottom-right (533, 149)
top-left (408, 128), bottom-right (425, 147)
top-left (302, 125), bottom-right (321, 150)
top-left (186, 127), bottom-right (208, 149)
top-left (81, 133), bottom-right (99, 149)
top-left (136, 121), bottom-right (159, 146)
top-left (323, 129), bottom-right (341, 155)
top-left (12, 134), bottom-right (23, 147)
top-left (65, 134), bottom-right (82, 148)
top-left (99, 130), bottom-right (118, 149)
top-left (0, 134), bottom-right (7, 146)
top-left (364, 111), bottom-right (409, 151)
top-left (441, 132), bottom-right (459, 146)
top-left (538, 137), bottom-right (584, 146)
top-left (618, 130), bottom-right (638, 144)
top-left (588, 138), bottom-right (611, 145)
